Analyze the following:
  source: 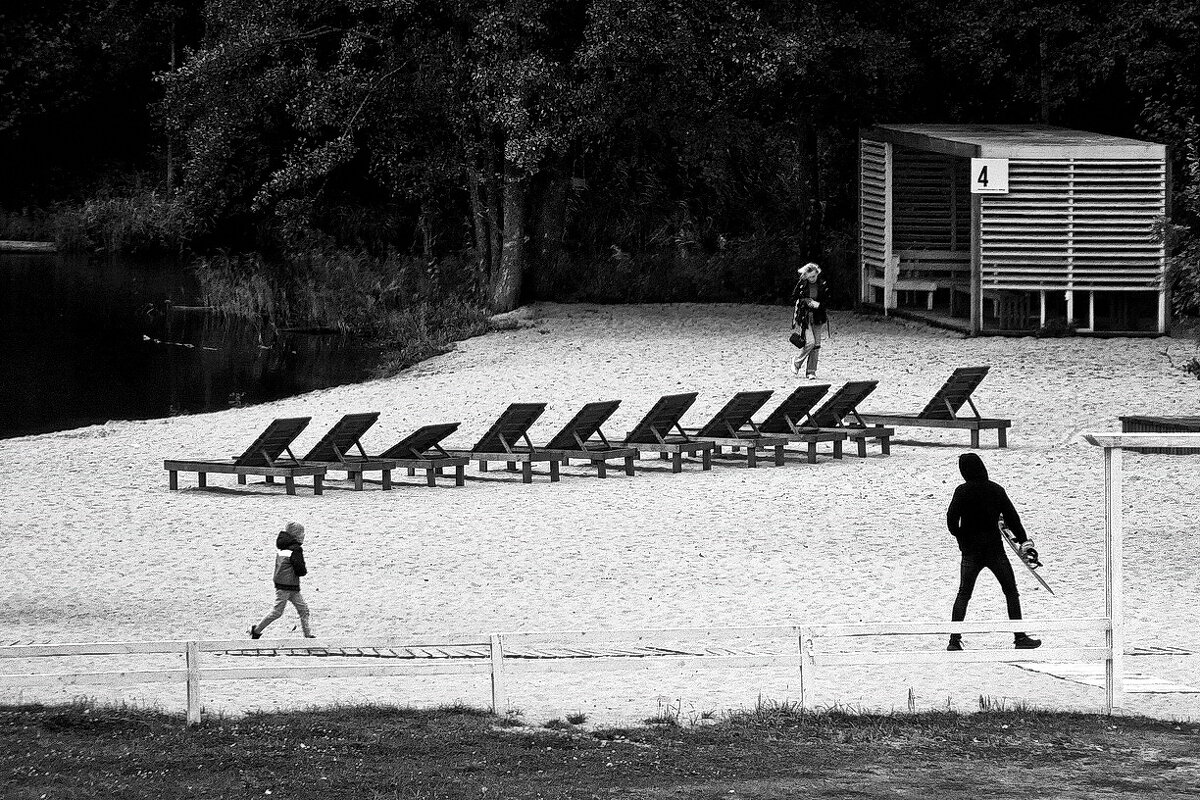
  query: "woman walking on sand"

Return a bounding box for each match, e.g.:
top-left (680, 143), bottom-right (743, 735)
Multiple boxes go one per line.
top-left (791, 262), bottom-right (829, 379)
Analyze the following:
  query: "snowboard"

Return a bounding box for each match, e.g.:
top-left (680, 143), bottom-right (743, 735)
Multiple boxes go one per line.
top-left (1000, 520), bottom-right (1055, 595)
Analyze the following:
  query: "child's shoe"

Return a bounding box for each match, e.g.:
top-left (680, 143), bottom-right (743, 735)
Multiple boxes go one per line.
top-left (249, 624), bottom-right (261, 640)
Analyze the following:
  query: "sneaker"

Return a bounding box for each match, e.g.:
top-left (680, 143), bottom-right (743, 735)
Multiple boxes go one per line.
top-left (1014, 634), bottom-right (1042, 650)
top-left (946, 638), bottom-right (963, 652)
top-left (806, 373), bottom-right (818, 380)
top-left (304, 633), bottom-right (317, 639)
top-left (249, 624), bottom-right (261, 640)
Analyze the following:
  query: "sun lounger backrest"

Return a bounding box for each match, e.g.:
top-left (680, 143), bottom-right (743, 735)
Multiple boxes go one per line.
top-left (757, 384), bottom-right (831, 433)
top-left (695, 391), bottom-right (774, 437)
top-left (624, 393), bottom-right (698, 444)
top-left (377, 423), bottom-right (461, 459)
top-left (301, 412), bottom-right (380, 462)
top-left (233, 417), bottom-right (312, 466)
top-left (917, 366), bottom-right (990, 419)
top-left (809, 381), bottom-right (878, 427)
top-left (543, 401), bottom-right (622, 450)
top-left (471, 403), bottom-right (547, 451)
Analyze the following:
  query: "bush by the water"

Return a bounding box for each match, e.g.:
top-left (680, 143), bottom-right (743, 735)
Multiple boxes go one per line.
top-left (50, 190), bottom-right (196, 254)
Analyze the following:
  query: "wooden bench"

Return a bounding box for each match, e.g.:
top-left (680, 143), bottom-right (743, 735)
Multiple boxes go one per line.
top-left (164, 459), bottom-right (327, 495)
top-left (867, 250), bottom-right (970, 311)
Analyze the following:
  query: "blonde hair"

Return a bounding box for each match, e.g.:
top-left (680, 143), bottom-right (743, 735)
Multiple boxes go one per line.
top-left (799, 262), bottom-right (821, 277)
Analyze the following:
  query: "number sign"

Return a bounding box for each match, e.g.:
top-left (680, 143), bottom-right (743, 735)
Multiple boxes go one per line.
top-left (970, 158), bottom-right (1009, 194)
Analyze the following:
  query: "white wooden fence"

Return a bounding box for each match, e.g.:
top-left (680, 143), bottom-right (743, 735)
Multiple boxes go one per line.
top-left (1, 617), bottom-right (1114, 725)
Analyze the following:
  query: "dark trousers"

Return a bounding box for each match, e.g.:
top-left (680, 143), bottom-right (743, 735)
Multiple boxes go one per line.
top-left (950, 549), bottom-right (1024, 640)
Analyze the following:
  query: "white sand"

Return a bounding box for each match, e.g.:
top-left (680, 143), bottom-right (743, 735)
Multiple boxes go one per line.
top-left (2, 302), bottom-right (1199, 725)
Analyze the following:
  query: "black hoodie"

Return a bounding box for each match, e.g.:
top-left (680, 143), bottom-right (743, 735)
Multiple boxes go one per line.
top-left (272, 531), bottom-right (308, 590)
top-left (946, 453), bottom-right (1027, 553)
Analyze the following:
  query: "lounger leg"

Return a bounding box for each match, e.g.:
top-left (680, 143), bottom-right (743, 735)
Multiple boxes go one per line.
top-left (807, 442), bottom-right (817, 464)
top-left (714, 445), bottom-right (722, 455)
top-left (660, 452), bottom-right (669, 461)
top-left (198, 473), bottom-right (207, 488)
top-left (747, 447), bottom-right (757, 468)
top-left (834, 439), bottom-right (843, 459)
top-left (971, 429), bottom-right (980, 449)
top-left (701, 448), bottom-right (712, 470)
top-left (857, 438), bottom-right (867, 458)
top-left (382, 470), bottom-right (392, 490)
top-left (479, 461), bottom-right (488, 472)
top-left (550, 461), bottom-right (560, 482)
top-left (408, 467), bottom-right (416, 477)
top-left (671, 451), bottom-right (682, 473)
top-left (455, 465), bottom-right (465, 486)
top-left (427, 468), bottom-right (436, 487)
top-left (168, 470), bottom-right (178, 490)
top-left (597, 460), bottom-right (606, 479)
top-left (774, 445), bottom-right (784, 466)
top-left (314, 475), bottom-right (323, 496)
top-left (625, 456), bottom-right (635, 476)
top-left (562, 457), bottom-right (570, 466)
top-left (522, 461), bottom-right (533, 483)
top-left (998, 427), bottom-right (1008, 448)
top-left (285, 477), bottom-right (296, 495)
top-left (354, 471), bottom-right (364, 491)
top-left (237, 474), bottom-right (246, 484)
top-left (265, 475), bottom-right (275, 484)
top-left (881, 435), bottom-right (891, 456)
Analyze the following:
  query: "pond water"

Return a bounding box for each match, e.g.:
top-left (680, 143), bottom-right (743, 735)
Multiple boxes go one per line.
top-left (0, 252), bottom-right (379, 439)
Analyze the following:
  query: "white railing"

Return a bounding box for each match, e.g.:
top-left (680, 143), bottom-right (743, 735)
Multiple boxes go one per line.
top-left (1, 617), bottom-right (1113, 724)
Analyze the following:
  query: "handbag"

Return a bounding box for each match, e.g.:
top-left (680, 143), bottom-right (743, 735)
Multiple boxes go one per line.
top-left (789, 330), bottom-right (806, 349)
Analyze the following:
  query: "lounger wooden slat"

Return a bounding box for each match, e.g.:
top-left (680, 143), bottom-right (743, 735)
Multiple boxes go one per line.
top-left (804, 381), bottom-right (894, 457)
top-left (375, 423), bottom-right (470, 487)
top-left (618, 393), bottom-right (714, 472)
top-left (442, 404), bottom-right (564, 483)
top-left (859, 366), bottom-right (1011, 448)
top-left (164, 417), bottom-right (326, 495)
top-left (300, 412), bottom-right (398, 490)
top-left (680, 391), bottom-right (789, 467)
top-left (537, 401), bottom-right (639, 478)
top-left (754, 384), bottom-right (849, 463)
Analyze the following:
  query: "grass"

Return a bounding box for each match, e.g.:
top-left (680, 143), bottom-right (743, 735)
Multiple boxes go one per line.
top-left (5, 699), bottom-right (1197, 799)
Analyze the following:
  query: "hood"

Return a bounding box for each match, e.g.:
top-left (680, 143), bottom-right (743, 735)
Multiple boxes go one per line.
top-left (958, 452), bottom-right (988, 481)
top-left (276, 532), bottom-right (301, 550)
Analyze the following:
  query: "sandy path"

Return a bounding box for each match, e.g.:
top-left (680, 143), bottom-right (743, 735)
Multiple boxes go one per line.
top-left (2, 303), bottom-right (1198, 725)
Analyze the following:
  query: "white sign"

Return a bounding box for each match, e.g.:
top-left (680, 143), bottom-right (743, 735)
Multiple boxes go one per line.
top-left (970, 158), bottom-right (1009, 193)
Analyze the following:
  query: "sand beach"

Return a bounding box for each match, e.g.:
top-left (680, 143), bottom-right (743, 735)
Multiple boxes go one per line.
top-left (2, 302), bottom-right (1198, 726)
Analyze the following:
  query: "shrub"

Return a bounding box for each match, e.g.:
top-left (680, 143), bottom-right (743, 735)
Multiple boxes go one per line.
top-left (49, 190), bottom-right (196, 253)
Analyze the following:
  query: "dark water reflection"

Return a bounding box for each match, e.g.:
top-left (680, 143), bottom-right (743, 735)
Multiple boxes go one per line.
top-left (0, 253), bottom-right (378, 438)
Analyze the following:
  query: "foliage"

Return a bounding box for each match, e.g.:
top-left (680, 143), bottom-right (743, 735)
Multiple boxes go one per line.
top-left (48, 189), bottom-right (197, 253)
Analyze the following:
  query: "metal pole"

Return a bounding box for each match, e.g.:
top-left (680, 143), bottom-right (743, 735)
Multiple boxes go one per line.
top-left (1104, 446), bottom-right (1124, 712)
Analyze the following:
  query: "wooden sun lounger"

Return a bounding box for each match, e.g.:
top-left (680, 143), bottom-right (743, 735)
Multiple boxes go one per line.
top-left (164, 417), bottom-right (326, 495)
top-left (375, 423), bottom-right (470, 486)
top-left (858, 366), bottom-right (1011, 448)
top-left (805, 381), bottom-right (895, 457)
top-left (538, 401), bottom-right (639, 478)
top-left (619, 393), bottom-right (715, 473)
top-left (300, 412), bottom-right (398, 490)
top-left (754, 384), bottom-right (849, 463)
top-left (679, 391), bottom-right (789, 467)
top-left (442, 403), bottom-right (564, 483)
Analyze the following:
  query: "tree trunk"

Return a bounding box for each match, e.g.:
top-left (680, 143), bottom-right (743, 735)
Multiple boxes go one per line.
top-left (489, 161), bottom-right (527, 311)
top-left (467, 169), bottom-right (489, 268)
top-left (798, 120), bottom-right (824, 260)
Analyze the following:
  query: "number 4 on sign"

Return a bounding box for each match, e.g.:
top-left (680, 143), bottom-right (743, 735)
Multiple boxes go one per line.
top-left (970, 158), bottom-right (1009, 194)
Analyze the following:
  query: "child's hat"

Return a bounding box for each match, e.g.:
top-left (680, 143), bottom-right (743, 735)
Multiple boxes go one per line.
top-left (285, 521), bottom-right (305, 542)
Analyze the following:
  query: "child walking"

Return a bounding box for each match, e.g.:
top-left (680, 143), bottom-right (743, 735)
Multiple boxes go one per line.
top-left (250, 521), bottom-right (316, 639)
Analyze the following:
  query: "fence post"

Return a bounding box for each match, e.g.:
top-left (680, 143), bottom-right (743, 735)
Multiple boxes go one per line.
top-left (799, 627), bottom-right (815, 710)
top-left (185, 641), bottom-right (201, 726)
top-left (1104, 445), bottom-right (1124, 713)
top-left (489, 634), bottom-right (506, 714)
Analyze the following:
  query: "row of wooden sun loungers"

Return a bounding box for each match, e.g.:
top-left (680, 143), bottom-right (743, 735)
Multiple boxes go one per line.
top-left (163, 366), bottom-right (1011, 495)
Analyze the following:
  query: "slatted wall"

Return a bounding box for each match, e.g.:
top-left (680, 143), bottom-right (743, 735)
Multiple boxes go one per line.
top-left (892, 148), bottom-right (970, 250)
top-left (859, 139), bottom-right (889, 301)
top-left (979, 159), bottom-right (1166, 291)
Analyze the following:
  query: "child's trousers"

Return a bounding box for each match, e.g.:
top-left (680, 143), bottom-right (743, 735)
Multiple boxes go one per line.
top-left (254, 589), bottom-right (313, 636)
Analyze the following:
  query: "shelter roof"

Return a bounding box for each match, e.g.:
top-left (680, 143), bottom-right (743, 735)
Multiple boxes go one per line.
top-left (866, 124), bottom-right (1165, 159)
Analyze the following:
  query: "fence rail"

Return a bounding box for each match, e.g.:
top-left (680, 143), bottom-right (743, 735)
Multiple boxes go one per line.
top-left (1, 617), bottom-right (1116, 725)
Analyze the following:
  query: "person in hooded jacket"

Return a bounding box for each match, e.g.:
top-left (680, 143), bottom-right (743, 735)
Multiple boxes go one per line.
top-left (946, 453), bottom-right (1041, 651)
top-left (790, 262), bottom-right (830, 379)
top-left (250, 521), bottom-right (316, 639)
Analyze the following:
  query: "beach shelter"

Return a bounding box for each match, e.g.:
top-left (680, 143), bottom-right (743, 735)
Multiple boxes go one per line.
top-left (859, 124), bottom-right (1169, 334)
